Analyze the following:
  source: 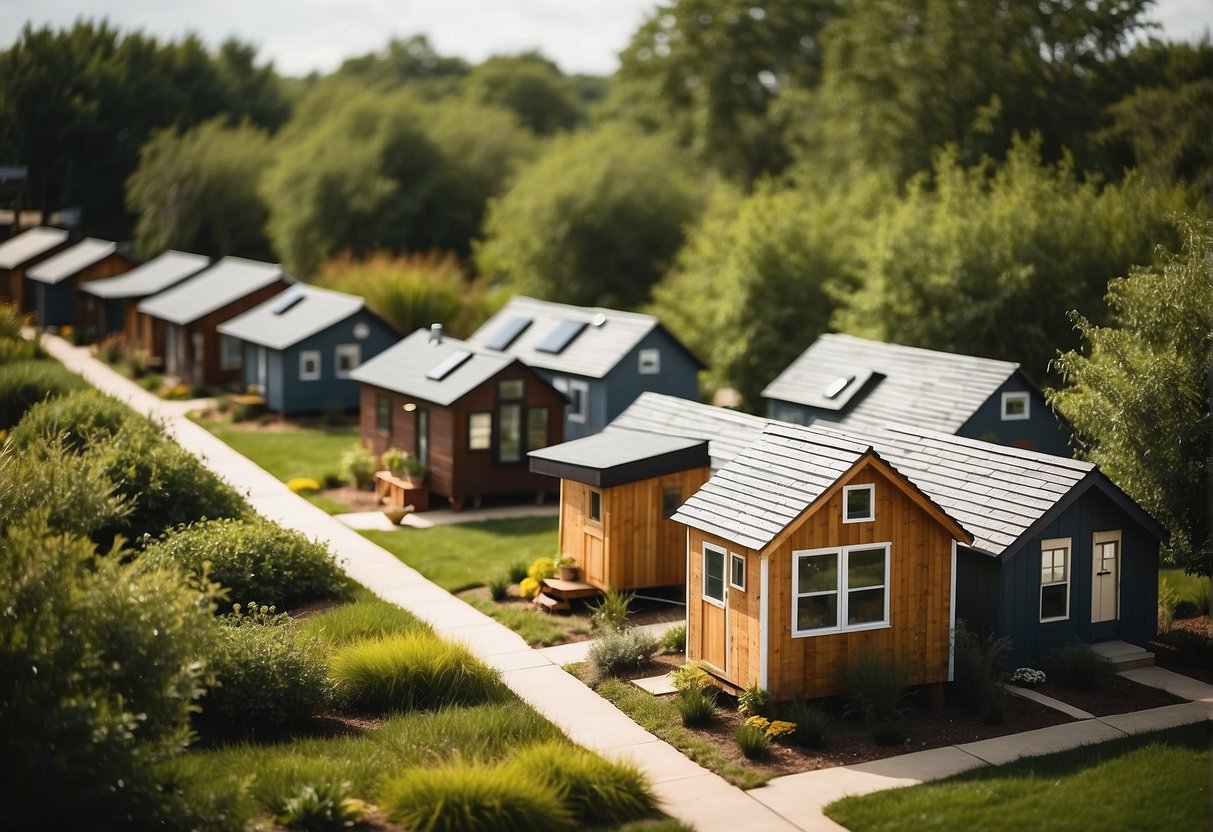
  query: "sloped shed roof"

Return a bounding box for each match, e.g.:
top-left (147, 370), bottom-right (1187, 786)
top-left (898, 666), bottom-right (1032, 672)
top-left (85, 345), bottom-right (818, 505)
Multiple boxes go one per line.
top-left (529, 429), bottom-right (708, 487)
top-left (350, 328), bottom-right (520, 407)
top-left (82, 251), bottom-right (209, 299)
top-left (137, 256), bottom-right (285, 325)
top-left (218, 284), bottom-right (367, 350)
top-left (27, 238), bottom-right (119, 284)
top-left (0, 227), bottom-right (68, 269)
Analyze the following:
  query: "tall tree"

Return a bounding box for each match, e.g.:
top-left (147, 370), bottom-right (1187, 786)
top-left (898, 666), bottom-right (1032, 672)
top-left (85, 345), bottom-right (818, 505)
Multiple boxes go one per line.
top-left (1048, 216), bottom-right (1212, 574)
top-left (464, 52), bottom-right (583, 134)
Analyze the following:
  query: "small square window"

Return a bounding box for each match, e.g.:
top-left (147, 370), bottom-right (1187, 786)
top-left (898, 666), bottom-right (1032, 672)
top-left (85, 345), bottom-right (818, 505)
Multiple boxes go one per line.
top-left (335, 344), bottom-right (360, 378)
top-left (638, 348), bottom-right (660, 375)
top-left (469, 412), bottom-right (492, 450)
top-left (843, 484), bottom-right (874, 523)
top-left (661, 486), bottom-right (682, 518)
top-left (567, 380), bottom-right (589, 423)
top-left (498, 378), bottom-right (525, 400)
top-left (1002, 392), bottom-right (1030, 421)
top-left (588, 489), bottom-right (602, 522)
top-left (729, 553), bottom-right (746, 591)
top-left (299, 350), bottom-right (321, 381)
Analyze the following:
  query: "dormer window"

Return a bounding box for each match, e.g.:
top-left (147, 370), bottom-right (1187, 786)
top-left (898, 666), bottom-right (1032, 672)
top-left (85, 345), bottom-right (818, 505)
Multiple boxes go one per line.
top-left (843, 484), bottom-right (874, 523)
top-left (824, 375), bottom-right (856, 399)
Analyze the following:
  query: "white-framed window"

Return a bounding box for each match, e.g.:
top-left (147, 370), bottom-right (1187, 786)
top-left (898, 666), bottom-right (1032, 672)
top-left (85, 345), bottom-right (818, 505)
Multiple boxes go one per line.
top-left (730, 553), bottom-right (746, 591)
top-left (1040, 537), bottom-right (1071, 622)
top-left (703, 544), bottom-right (727, 607)
top-left (220, 335), bottom-right (242, 370)
top-left (638, 348), bottom-right (661, 375)
top-left (468, 412), bottom-right (492, 450)
top-left (1002, 391), bottom-right (1030, 421)
top-left (567, 379), bottom-right (589, 423)
top-left (792, 543), bottom-right (890, 636)
top-left (588, 489), bottom-right (602, 523)
top-left (335, 344), bottom-right (360, 379)
top-left (299, 350), bottom-right (321, 381)
top-left (353, 322), bottom-right (370, 340)
top-left (843, 484), bottom-right (875, 523)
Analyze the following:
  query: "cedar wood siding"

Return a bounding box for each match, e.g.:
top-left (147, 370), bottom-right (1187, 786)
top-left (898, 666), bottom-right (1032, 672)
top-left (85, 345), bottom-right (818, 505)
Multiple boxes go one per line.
top-left (34, 252), bottom-right (134, 330)
top-left (560, 467), bottom-right (710, 591)
top-left (168, 280), bottom-right (286, 386)
top-left (360, 366), bottom-right (565, 505)
top-left (688, 461), bottom-right (957, 700)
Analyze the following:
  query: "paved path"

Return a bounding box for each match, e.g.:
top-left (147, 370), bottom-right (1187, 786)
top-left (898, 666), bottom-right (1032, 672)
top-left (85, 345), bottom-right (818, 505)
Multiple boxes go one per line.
top-left (39, 335), bottom-right (1213, 832)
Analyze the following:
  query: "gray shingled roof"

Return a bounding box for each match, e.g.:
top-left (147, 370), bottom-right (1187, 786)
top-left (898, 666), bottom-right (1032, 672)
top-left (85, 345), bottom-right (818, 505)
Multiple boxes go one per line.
top-left (27, 238), bottom-right (119, 284)
top-left (349, 328), bottom-right (517, 406)
top-left (529, 429), bottom-right (708, 487)
top-left (137, 256), bottom-right (285, 325)
top-left (81, 251), bottom-right (209, 299)
top-left (465, 295), bottom-right (699, 379)
top-left (0, 227), bottom-right (68, 270)
top-left (217, 284), bottom-right (366, 350)
top-left (610, 392), bottom-right (776, 470)
top-left (762, 333), bottom-right (1022, 434)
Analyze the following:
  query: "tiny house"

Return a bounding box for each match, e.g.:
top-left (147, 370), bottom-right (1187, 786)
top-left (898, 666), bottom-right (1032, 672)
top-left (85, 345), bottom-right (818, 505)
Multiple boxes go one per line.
top-left (0, 226), bottom-right (71, 312)
top-left (26, 238), bottom-right (136, 331)
top-left (529, 429), bottom-right (709, 591)
top-left (762, 333), bottom-right (1071, 456)
top-left (351, 327), bottom-right (566, 510)
top-left (79, 251), bottom-right (209, 344)
top-left (217, 284), bottom-right (397, 415)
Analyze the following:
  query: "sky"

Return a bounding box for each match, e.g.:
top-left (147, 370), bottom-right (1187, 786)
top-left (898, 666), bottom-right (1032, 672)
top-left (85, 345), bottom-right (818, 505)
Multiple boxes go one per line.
top-left (0, 0), bottom-right (1209, 77)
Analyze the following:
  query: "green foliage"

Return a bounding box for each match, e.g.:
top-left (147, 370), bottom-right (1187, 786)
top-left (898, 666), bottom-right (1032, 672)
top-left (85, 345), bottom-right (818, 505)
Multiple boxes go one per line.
top-left (9, 388), bottom-right (137, 451)
top-left (590, 588), bottom-right (636, 633)
top-left (845, 650), bottom-right (915, 744)
top-left (476, 124), bottom-right (704, 309)
top-left (668, 660), bottom-right (713, 692)
top-left (518, 576), bottom-right (542, 599)
top-left (487, 573), bottom-right (510, 602)
top-left (737, 681), bottom-right (770, 717)
top-left (0, 513), bottom-right (214, 829)
top-left (335, 35), bottom-right (469, 93)
top-left (660, 623), bottom-right (687, 653)
top-left (141, 517), bottom-right (348, 610)
top-left (382, 761), bottom-right (570, 832)
top-left (297, 590), bottom-right (428, 648)
top-left (507, 741), bottom-right (657, 826)
top-left (274, 780), bottom-right (364, 831)
top-left (0, 358), bottom-right (87, 428)
top-left (0, 438), bottom-right (130, 540)
top-left (465, 52), bottom-right (583, 135)
top-left (527, 556), bottom-right (558, 582)
top-left (587, 628), bottom-right (659, 684)
top-left (508, 561), bottom-right (529, 583)
top-left (675, 685), bottom-right (718, 727)
top-left (1039, 643), bottom-right (1115, 692)
top-left (1154, 629), bottom-right (1213, 671)
top-left (734, 724), bottom-right (770, 760)
top-left (784, 696), bottom-right (831, 748)
top-left (341, 443), bottom-right (378, 489)
top-left (952, 620), bottom-right (1011, 725)
top-left (198, 605), bottom-right (328, 738)
top-left (1158, 579), bottom-right (1180, 633)
top-left (1048, 216), bottom-right (1212, 573)
top-left (328, 634), bottom-right (507, 713)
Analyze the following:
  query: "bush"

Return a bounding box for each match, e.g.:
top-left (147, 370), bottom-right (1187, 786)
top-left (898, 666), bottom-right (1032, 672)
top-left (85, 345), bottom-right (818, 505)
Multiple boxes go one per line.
top-left (1039, 643), bottom-right (1115, 691)
top-left (141, 517), bottom-right (348, 609)
top-left (198, 604), bottom-right (328, 738)
top-left (288, 477), bottom-right (322, 495)
top-left (745, 715), bottom-right (796, 742)
top-left (507, 561), bottom-right (529, 583)
top-left (668, 661), bottom-right (713, 692)
top-left (518, 576), bottom-right (541, 599)
top-left (845, 651), bottom-right (915, 744)
top-left (660, 623), bottom-right (687, 653)
top-left (275, 780), bottom-right (365, 831)
top-left (590, 589), bottom-right (635, 633)
top-left (676, 685), bottom-right (717, 727)
top-left (487, 573), bottom-right (510, 601)
top-left (382, 762), bottom-right (569, 832)
top-left (737, 681), bottom-right (770, 717)
top-left (9, 388), bottom-right (137, 452)
top-left (0, 358), bottom-right (87, 428)
top-left (784, 696), bottom-right (831, 748)
top-left (1009, 667), bottom-right (1048, 686)
top-left (508, 741), bottom-right (656, 826)
top-left (341, 443), bottom-right (377, 489)
top-left (1158, 579), bottom-right (1180, 632)
top-left (953, 620), bottom-right (1011, 724)
top-left (587, 628), bottom-right (659, 684)
top-left (0, 438), bottom-right (130, 539)
top-left (734, 724), bottom-right (770, 759)
top-left (321, 471), bottom-right (344, 489)
top-left (329, 634), bottom-right (507, 713)
top-left (1154, 629), bottom-right (1213, 670)
top-left (138, 372), bottom-right (164, 392)
top-left (526, 556), bottom-right (557, 582)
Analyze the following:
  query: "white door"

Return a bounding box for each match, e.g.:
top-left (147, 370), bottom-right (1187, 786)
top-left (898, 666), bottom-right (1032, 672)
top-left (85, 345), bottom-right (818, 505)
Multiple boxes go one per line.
top-left (1091, 532), bottom-right (1120, 623)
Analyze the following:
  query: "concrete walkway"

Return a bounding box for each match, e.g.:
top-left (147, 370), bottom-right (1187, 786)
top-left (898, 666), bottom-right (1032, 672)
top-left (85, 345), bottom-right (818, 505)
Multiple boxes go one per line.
top-left (39, 334), bottom-right (1213, 832)
top-left (336, 503), bottom-right (558, 531)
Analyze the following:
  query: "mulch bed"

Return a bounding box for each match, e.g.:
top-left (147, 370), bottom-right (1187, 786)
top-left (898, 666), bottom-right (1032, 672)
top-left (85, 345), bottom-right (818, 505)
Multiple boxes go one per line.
top-left (1014, 675), bottom-right (1185, 716)
top-left (1149, 615), bottom-right (1213, 684)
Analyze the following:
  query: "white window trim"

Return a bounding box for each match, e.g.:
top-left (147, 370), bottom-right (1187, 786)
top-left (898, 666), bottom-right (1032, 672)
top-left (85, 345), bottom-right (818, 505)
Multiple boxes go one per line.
top-left (730, 553), bottom-right (746, 591)
top-left (567, 379), bottom-right (589, 424)
top-left (792, 543), bottom-right (891, 638)
top-left (335, 343), bottom-right (360, 379)
top-left (1001, 391), bottom-right (1031, 421)
top-left (638, 348), bottom-right (661, 375)
top-left (842, 484), bottom-right (875, 523)
top-left (468, 412), bottom-right (492, 451)
top-left (299, 349), bottom-right (321, 381)
top-left (1039, 536), bottom-right (1071, 623)
top-left (703, 543), bottom-right (727, 609)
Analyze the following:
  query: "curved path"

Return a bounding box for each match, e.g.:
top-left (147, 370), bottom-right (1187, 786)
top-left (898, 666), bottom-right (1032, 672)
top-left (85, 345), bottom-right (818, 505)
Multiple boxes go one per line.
top-left (41, 334), bottom-right (1213, 832)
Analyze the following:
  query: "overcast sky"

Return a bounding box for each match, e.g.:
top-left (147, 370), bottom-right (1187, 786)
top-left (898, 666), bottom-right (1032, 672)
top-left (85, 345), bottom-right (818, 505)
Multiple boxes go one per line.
top-left (0, 0), bottom-right (1209, 77)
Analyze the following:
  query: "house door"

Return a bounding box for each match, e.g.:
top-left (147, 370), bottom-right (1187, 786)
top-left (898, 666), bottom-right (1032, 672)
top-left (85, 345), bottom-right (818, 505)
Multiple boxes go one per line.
top-left (584, 534), bottom-right (605, 587)
top-left (700, 545), bottom-right (728, 673)
top-left (1091, 532), bottom-right (1120, 624)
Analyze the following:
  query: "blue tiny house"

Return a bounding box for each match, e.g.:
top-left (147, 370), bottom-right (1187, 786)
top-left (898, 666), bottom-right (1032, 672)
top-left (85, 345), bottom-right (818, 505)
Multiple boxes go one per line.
top-left (465, 296), bottom-right (702, 440)
top-left (217, 284), bottom-right (397, 415)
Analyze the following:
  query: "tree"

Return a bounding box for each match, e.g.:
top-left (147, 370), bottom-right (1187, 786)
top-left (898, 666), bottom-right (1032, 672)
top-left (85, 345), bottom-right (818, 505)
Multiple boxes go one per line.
top-left (126, 118), bottom-right (274, 260)
top-left (336, 35), bottom-right (468, 95)
top-left (1048, 216), bottom-right (1212, 574)
top-left (464, 52), bottom-right (583, 134)
top-left (475, 125), bottom-right (704, 309)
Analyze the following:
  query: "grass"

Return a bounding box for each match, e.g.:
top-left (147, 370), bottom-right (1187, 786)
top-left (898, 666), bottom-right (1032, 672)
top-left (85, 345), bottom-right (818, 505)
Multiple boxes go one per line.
top-left (362, 516), bottom-right (558, 592)
top-left (825, 722), bottom-right (1212, 832)
top-left (463, 594), bottom-right (587, 646)
top-left (1160, 568), bottom-right (1211, 614)
top-left (297, 587), bottom-right (430, 647)
top-left (592, 676), bottom-right (772, 790)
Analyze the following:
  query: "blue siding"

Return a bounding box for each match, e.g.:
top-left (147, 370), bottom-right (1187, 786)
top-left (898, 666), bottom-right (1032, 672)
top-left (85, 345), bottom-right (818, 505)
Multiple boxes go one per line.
top-left (958, 376), bottom-right (1071, 456)
top-left (33, 281), bottom-right (73, 328)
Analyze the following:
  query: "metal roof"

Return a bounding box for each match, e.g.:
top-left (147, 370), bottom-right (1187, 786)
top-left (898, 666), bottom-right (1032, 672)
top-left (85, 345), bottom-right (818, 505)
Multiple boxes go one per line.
top-left (762, 333), bottom-right (1022, 434)
top-left (465, 295), bottom-right (700, 379)
top-left (529, 429), bottom-right (709, 487)
top-left (349, 328), bottom-right (518, 406)
top-left (0, 227), bottom-right (68, 270)
top-left (27, 238), bottom-right (119, 284)
top-left (81, 251), bottom-right (209, 299)
top-left (217, 284), bottom-right (367, 350)
top-left (137, 256), bottom-right (286, 325)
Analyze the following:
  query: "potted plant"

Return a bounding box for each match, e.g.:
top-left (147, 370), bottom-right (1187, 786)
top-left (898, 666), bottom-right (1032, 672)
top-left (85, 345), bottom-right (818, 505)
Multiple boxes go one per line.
top-left (380, 447), bottom-right (408, 478)
top-left (557, 554), bottom-right (579, 582)
top-left (402, 455), bottom-right (427, 483)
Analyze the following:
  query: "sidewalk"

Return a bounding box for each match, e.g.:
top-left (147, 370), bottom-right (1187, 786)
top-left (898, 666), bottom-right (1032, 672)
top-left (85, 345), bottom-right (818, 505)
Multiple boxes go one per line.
top-left (39, 334), bottom-right (1213, 832)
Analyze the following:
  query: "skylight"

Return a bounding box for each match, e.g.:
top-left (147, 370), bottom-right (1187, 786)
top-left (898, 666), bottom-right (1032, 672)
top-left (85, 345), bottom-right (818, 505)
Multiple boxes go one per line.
top-left (425, 349), bottom-right (472, 381)
top-left (271, 289), bottom-right (304, 315)
top-left (824, 374), bottom-right (856, 399)
top-left (484, 315), bottom-right (532, 350)
top-left (535, 320), bottom-right (588, 354)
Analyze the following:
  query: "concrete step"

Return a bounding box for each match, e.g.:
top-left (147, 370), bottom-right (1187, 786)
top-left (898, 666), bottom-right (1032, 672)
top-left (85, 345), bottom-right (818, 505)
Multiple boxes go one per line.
top-left (1091, 640), bottom-right (1155, 671)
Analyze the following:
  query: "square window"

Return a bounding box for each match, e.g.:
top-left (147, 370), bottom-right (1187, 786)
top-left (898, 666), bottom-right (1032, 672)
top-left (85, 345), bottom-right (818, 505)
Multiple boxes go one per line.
top-left (299, 350), bottom-right (321, 381)
top-left (588, 489), bottom-right (602, 523)
top-left (498, 378), bottom-right (525, 400)
top-left (469, 412), bottom-right (492, 450)
top-left (638, 348), bottom-right (661, 375)
top-left (793, 544), bottom-right (889, 636)
top-left (1002, 391), bottom-right (1030, 421)
top-left (843, 484), bottom-right (875, 523)
top-left (730, 553), bottom-right (746, 591)
top-left (335, 344), bottom-right (360, 379)
top-left (567, 380), bottom-right (589, 423)
top-left (703, 545), bottom-right (726, 605)
top-left (661, 486), bottom-right (682, 518)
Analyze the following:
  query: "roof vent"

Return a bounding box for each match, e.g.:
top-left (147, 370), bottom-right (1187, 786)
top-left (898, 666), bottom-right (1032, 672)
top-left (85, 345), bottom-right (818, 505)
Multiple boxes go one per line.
top-left (429, 323), bottom-right (443, 344)
top-left (591, 312), bottom-right (607, 327)
top-left (824, 374), bottom-right (856, 399)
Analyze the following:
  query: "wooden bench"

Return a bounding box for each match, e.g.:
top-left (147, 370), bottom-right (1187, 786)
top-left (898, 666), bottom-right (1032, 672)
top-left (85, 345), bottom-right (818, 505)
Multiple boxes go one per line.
top-left (374, 470), bottom-right (430, 512)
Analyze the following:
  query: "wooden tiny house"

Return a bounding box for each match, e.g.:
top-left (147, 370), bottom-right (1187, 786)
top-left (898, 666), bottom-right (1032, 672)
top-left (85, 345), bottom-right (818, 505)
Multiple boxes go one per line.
top-left (80, 250), bottom-right (209, 343)
top-left (0, 226), bottom-right (71, 312)
top-left (530, 430), bottom-right (709, 591)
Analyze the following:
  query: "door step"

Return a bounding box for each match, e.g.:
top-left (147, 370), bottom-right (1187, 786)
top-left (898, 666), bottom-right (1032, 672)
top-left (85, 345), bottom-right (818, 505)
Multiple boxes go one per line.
top-left (1090, 640), bottom-right (1155, 671)
top-left (533, 593), bottom-right (570, 613)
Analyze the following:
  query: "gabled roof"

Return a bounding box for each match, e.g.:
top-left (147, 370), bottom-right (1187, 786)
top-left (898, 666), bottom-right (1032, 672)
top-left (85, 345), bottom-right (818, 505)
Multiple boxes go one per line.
top-left (0, 227), bottom-right (69, 270)
top-left (350, 328), bottom-right (526, 407)
top-left (81, 251), bottom-right (210, 299)
top-left (529, 429), bottom-right (708, 488)
top-left (217, 284), bottom-right (368, 350)
top-left (609, 392), bottom-right (776, 470)
top-left (761, 333), bottom-right (1023, 434)
top-left (137, 256), bottom-right (286, 325)
top-left (465, 295), bottom-right (702, 379)
top-left (27, 238), bottom-right (121, 284)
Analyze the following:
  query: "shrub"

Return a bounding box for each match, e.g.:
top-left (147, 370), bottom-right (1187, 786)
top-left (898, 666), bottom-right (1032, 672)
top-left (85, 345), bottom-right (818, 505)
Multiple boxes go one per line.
top-left (382, 762), bottom-right (569, 832)
top-left (527, 556), bottom-right (557, 582)
top-left (591, 588), bottom-right (635, 633)
top-left (508, 741), bottom-right (656, 826)
top-left (0, 358), bottom-right (87, 428)
top-left (519, 576), bottom-right (541, 599)
top-left (784, 696), bottom-right (831, 748)
top-left (141, 518), bottom-right (347, 609)
top-left (587, 628), bottom-right (659, 684)
top-left (329, 634), bottom-right (506, 713)
top-left (321, 471), bottom-right (343, 489)
top-left (0, 323), bottom-right (39, 362)
top-left (0, 438), bottom-right (130, 539)
top-left (668, 661), bottom-right (713, 692)
top-left (676, 685), bottom-right (717, 727)
top-left (1158, 579), bottom-right (1180, 632)
top-left (0, 301), bottom-right (23, 340)
top-left (288, 477), bottom-right (322, 495)
top-left (734, 724), bottom-right (770, 759)
top-left (1009, 667), bottom-right (1048, 686)
top-left (275, 780), bottom-right (365, 831)
top-left (737, 681), bottom-right (770, 717)
top-left (660, 623), bottom-right (687, 653)
top-left (9, 388), bottom-right (136, 451)
top-left (507, 561), bottom-right (529, 583)
top-left (1154, 629), bottom-right (1213, 670)
top-left (197, 604), bottom-right (328, 738)
top-left (751, 717), bottom-right (796, 742)
top-left (138, 372), bottom-right (164, 392)
top-left (341, 443), bottom-right (377, 489)
top-left (381, 446), bottom-right (409, 475)
top-left (953, 620), bottom-right (1011, 724)
top-left (1039, 642), bottom-right (1115, 691)
top-left (845, 650), bottom-right (915, 744)
top-left (487, 573), bottom-right (510, 601)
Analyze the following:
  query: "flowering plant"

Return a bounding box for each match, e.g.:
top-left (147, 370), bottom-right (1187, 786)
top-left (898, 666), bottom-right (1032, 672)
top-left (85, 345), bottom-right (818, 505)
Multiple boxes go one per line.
top-left (1010, 667), bottom-right (1047, 686)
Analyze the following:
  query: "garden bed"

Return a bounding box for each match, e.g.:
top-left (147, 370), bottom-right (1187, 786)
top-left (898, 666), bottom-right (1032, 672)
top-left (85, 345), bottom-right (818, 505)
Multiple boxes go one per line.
top-left (1150, 615), bottom-right (1213, 684)
top-left (1011, 674), bottom-right (1185, 716)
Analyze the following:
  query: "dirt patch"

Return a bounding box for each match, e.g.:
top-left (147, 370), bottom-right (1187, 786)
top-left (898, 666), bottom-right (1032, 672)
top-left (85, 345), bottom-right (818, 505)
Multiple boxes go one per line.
top-left (1170, 615), bottom-right (1213, 638)
top-left (323, 485), bottom-right (383, 513)
top-left (1150, 615), bottom-right (1213, 684)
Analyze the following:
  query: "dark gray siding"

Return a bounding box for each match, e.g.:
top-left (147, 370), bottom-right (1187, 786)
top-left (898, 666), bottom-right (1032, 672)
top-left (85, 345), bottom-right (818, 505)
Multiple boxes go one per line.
top-left (955, 550), bottom-right (1001, 637)
top-left (33, 281), bottom-right (73, 328)
top-left (958, 376), bottom-right (1070, 456)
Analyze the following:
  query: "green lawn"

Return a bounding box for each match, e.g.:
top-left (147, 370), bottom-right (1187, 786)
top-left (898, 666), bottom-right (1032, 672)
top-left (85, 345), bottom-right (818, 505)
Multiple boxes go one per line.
top-left (825, 722), bottom-right (1212, 832)
top-left (197, 419), bottom-right (359, 483)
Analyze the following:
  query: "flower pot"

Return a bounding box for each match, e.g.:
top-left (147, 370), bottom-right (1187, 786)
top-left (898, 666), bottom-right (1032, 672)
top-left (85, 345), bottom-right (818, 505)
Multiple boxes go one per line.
top-left (559, 565), bottom-right (580, 582)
